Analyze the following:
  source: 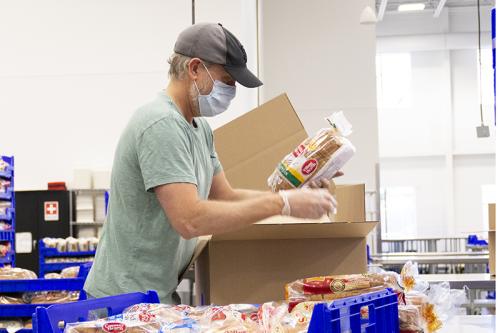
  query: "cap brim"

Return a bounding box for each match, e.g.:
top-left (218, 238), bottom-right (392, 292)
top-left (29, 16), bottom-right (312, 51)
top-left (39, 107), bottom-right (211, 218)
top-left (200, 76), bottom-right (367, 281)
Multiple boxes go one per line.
top-left (224, 65), bottom-right (263, 88)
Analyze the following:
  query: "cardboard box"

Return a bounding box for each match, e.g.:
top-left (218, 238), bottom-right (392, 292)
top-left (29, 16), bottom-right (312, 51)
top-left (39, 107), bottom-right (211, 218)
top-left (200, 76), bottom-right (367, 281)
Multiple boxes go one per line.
top-left (489, 231), bottom-right (495, 276)
top-left (489, 204), bottom-right (496, 231)
top-left (195, 94), bottom-right (375, 304)
top-left (195, 221), bottom-right (377, 305)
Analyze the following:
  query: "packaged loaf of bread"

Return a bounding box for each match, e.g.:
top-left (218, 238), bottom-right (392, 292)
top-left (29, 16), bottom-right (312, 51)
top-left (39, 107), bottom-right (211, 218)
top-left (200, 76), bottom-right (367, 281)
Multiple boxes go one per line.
top-left (29, 291), bottom-right (78, 304)
top-left (0, 266), bottom-right (37, 280)
top-left (285, 274), bottom-right (387, 309)
top-left (0, 320), bottom-right (24, 332)
top-left (61, 266), bottom-right (80, 278)
top-left (398, 305), bottom-right (425, 333)
top-left (0, 295), bottom-right (25, 305)
top-left (45, 272), bottom-right (62, 279)
top-left (268, 112), bottom-right (355, 192)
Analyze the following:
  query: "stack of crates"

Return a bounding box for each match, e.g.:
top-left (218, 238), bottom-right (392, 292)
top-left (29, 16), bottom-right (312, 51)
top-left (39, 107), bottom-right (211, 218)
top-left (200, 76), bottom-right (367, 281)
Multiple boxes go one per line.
top-left (0, 156), bottom-right (15, 267)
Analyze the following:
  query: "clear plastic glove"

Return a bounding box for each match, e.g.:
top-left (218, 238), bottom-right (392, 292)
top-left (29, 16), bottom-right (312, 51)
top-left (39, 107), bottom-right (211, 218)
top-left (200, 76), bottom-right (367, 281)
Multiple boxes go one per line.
top-left (279, 188), bottom-right (337, 219)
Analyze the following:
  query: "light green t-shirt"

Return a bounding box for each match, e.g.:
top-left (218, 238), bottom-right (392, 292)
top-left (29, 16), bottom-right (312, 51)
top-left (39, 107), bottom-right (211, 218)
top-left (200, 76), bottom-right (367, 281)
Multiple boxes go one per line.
top-left (84, 92), bottom-right (222, 304)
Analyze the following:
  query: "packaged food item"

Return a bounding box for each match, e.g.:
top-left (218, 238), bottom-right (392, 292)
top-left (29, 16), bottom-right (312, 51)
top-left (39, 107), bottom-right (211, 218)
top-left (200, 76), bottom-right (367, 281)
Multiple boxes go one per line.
top-left (0, 179), bottom-right (11, 193)
top-left (398, 305), bottom-right (424, 333)
top-left (88, 237), bottom-right (99, 251)
top-left (0, 222), bottom-right (12, 230)
top-left (0, 295), bottom-right (25, 305)
top-left (44, 272), bottom-right (62, 279)
top-left (43, 237), bottom-right (58, 248)
top-left (285, 274), bottom-right (387, 310)
top-left (0, 159), bottom-right (10, 173)
top-left (268, 112), bottom-right (355, 192)
top-left (400, 261), bottom-right (429, 293)
top-left (30, 291), bottom-right (78, 304)
top-left (0, 266), bottom-right (37, 280)
top-left (56, 238), bottom-right (67, 252)
top-left (61, 266), bottom-right (80, 278)
top-left (0, 243), bottom-right (11, 257)
top-left (78, 238), bottom-right (90, 252)
top-left (260, 301), bottom-right (316, 333)
top-left (0, 320), bottom-right (24, 332)
top-left (67, 237), bottom-right (79, 252)
top-left (0, 201), bottom-right (11, 216)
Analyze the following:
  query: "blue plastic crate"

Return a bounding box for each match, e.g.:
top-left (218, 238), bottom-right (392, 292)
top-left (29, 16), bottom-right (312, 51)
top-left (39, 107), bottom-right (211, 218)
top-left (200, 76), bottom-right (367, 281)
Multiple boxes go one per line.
top-left (0, 304), bottom-right (54, 318)
top-left (33, 290), bottom-right (160, 333)
top-left (0, 278), bottom-right (85, 293)
top-left (0, 230), bottom-right (15, 242)
top-left (40, 262), bottom-right (93, 275)
top-left (0, 156), bottom-right (13, 180)
top-left (308, 288), bottom-right (399, 333)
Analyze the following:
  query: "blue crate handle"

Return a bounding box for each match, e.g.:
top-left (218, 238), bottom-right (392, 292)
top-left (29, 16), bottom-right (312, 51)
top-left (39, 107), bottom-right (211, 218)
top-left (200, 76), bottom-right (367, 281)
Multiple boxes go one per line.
top-left (308, 288), bottom-right (399, 333)
top-left (33, 290), bottom-right (160, 333)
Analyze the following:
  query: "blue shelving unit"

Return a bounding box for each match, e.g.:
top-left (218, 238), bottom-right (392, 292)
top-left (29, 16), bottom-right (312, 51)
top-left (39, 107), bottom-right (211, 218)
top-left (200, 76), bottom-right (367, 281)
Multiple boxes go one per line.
top-left (0, 155), bottom-right (15, 267)
top-left (0, 264), bottom-right (91, 332)
top-left (38, 240), bottom-right (95, 276)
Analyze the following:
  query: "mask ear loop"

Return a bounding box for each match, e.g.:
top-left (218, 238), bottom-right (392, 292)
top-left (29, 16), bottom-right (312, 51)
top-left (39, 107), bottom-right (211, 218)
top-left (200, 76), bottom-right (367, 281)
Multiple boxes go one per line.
top-left (193, 62), bottom-right (215, 96)
top-left (201, 62), bottom-right (216, 83)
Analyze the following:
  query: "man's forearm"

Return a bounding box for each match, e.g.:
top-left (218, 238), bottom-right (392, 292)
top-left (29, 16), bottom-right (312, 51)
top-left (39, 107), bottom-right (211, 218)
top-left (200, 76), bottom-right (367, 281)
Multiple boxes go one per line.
top-left (231, 189), bottom-right (269, 201)
top-left (183, 193), bottom-right (283, 238)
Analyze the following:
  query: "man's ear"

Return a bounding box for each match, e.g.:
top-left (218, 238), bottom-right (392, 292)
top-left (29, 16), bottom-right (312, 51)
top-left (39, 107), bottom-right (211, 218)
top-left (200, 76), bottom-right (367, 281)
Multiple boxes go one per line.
top-left (187, 58), bottom-right (203, 80)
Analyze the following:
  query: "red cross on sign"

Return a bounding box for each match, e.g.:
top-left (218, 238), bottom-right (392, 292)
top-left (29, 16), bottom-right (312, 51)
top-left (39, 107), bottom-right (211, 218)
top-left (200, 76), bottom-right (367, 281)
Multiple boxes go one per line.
top-left (44, 201), bottom-right (59, 221)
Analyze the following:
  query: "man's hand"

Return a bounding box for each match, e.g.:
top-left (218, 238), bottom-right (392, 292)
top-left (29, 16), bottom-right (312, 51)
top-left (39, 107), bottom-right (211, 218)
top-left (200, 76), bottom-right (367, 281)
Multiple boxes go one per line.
top-left (307, 170), bottom-right (344, 189)
top-left (280, 188), bottom-right (337, 219)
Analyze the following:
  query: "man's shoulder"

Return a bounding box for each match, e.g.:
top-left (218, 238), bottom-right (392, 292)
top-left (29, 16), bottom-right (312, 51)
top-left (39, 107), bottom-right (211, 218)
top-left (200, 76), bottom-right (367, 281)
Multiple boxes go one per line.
top-left (130, 95), bottom-right (187, 136)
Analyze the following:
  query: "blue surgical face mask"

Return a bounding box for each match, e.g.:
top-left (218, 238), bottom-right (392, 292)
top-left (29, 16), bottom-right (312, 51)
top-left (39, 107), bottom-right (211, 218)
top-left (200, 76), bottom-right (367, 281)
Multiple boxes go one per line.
top-left (193, 63), bottom-right (236, 117)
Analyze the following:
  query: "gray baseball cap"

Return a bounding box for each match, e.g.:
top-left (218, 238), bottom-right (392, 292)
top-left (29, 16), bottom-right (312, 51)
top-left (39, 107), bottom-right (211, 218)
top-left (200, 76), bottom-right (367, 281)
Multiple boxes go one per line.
top-left (174, 23), bottom-right (263, 88)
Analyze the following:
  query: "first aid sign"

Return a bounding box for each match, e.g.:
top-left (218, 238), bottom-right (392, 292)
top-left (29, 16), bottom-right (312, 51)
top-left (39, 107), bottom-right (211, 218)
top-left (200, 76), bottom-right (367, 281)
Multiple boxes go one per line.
top-left (44, 201), bottom-right (59, 221)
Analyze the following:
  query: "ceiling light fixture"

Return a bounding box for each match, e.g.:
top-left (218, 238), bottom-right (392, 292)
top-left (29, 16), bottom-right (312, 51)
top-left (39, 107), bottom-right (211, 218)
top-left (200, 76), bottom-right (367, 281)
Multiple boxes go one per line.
top-left (398, 3), bottom-right (426, 11)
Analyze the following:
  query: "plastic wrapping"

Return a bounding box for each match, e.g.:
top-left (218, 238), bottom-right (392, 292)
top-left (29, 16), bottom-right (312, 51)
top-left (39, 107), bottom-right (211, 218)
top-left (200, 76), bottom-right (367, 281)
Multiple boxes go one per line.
top-left (0, 201), bottom-right (11, 216)
top-left (259, 301), bottom-right (316, 333)
top-left (0, 319), bottom-right (24, 333)
top-left (65, 303), bottom-right (261, 333)
top-left (29, 291), bottom-right (79, 304)
top-left (268, 112), bottom-right (356, 192)
top-left (44, 272), bottom-right (62, 279)
top-left (285, 274), bottom-right (391, 310)
top-left (401, 261), bottom-right (429, 293)
top-left (0, 179), bottom-right (11, 193)
top-left (0, 222), bottom-right (12, 231)
top-left (0, 267), bottom-right (37, 280)
top-left (61, 266), bottom-right (80, 278)
top-left (0, 243), bottom-right (11, 257)
top-left (0, 159), bottom-right (10, 173)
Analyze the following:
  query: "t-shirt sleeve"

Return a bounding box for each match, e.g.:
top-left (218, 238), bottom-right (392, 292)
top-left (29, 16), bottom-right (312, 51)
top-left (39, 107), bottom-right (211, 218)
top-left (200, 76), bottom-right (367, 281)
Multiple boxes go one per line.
top-left (137, 118), bottom-right (198, 192)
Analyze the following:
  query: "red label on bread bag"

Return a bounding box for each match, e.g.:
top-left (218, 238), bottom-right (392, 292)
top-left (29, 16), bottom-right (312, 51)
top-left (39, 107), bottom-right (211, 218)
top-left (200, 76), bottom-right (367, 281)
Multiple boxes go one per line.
top-left (301, 159), bottom-right (318, 175)
top-left (103, 323), bottom-right (127, 333)
top-left (293, 144), bottom-right (306, 157)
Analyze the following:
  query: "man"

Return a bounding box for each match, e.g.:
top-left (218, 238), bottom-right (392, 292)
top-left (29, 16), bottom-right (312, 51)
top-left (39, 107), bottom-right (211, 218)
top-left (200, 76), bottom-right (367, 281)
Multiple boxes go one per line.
top-left (84, 23), bottom-right (337, 304)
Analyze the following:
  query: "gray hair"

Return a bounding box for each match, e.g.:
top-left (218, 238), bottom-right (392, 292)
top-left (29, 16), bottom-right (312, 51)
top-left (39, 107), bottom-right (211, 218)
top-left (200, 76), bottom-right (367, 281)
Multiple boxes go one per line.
top-left (168, 53), bottom-right (213, 80)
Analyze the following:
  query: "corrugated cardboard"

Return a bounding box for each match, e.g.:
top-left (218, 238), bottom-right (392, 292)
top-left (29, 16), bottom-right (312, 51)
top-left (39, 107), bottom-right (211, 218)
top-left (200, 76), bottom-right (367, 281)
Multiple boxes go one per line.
top-left (195, 221), bottom-right (377, 305)
top-left (214, 93), bottom-right (307, 191)
top-left (195, 94), bottom-right (375, 305)
top-left (489, 204), bottom-right (496, 231)
top-left (489, 231), bottom-right (495, 276)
